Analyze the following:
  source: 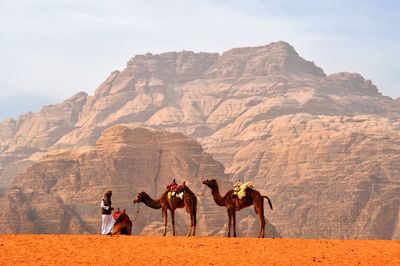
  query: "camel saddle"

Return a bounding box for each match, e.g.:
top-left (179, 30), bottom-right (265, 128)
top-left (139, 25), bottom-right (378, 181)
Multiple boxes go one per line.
top-left (112, 210), bottom-right (131, 224)
top-left (167, 181), bottom-right (187, 200)
top-left (233, 181), bottom-right (254, 199)
top-left (112, 210), bottom-right (122, 221)
top-left (167, 183), bottom-right (186, 192)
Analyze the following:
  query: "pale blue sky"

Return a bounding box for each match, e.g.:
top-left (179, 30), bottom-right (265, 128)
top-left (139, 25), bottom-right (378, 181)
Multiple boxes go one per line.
top-left (0, 0), bottom-right (399, 121)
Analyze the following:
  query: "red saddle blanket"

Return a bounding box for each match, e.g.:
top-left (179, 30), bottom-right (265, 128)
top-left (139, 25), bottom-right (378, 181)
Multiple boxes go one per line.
top-left (112, 212), bottom-right (120, 221)
top-left (112, 211), bottom-right (130, 224)
top-left (167, 183), bottom-right (185, 192)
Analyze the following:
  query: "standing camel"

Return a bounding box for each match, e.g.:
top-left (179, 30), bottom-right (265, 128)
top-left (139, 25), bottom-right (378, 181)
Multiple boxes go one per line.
top-left (202, 179), bottom-right (273, 238)
top-left (133, 187), bottom-right (197, 236)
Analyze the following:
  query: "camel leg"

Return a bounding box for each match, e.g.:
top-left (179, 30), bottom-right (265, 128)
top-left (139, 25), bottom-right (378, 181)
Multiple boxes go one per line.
top-left (192, 197), bottom-right (197, 237)
top-left (192, 223), bottom-right (196, 236)
top-left (233, 210), bottom-right (237, 237)
top-left (227, 209), bottom-right (232, 237)
top-left (111, 225), bottom-right (119, 236)
top-left (187, 212), bottom-right (193, 237)
top-left (170, 209), bottom-right (176, 236)
top-left (255, 204), bottom-right (266, 238)
top-left (163, 208), bottom-right (168, 236)
top-left (261, 215), bottom-right (266, 238)
top-left (192, 210), bottom-right (196, 237)
top-left (188, 209), bottom-right (196, 237)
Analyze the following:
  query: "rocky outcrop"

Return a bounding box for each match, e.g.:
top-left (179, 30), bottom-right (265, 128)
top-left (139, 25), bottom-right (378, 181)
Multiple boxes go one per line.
top-left (0, 118), bottom-right (16, 149)
top-left (0, 126), bottom-right (249, 236)
top-left (0, 92), bottom-right (88, 183)
top-left (210, 113), bottom-right (400, 239)
top-left (0, 41), bottom-right (399, 238)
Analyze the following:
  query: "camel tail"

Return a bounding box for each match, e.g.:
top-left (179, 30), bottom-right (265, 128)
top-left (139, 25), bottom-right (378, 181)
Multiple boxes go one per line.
top-left (263, 196), bottom-right (273, 210)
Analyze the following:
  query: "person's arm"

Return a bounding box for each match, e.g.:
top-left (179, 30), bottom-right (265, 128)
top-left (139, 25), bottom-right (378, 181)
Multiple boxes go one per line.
top-left (101, 200), bottom-right (109, 210)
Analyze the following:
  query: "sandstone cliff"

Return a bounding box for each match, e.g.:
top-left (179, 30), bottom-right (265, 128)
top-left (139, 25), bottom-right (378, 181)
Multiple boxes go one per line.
top-left (0, 126), bottom-right (278, 236)
top-left (214, 114), bottom-right (400, 239)
top-left (0, 41), bottom-right (399, 238)
top-left (0, 92), bottom-right (87, 187)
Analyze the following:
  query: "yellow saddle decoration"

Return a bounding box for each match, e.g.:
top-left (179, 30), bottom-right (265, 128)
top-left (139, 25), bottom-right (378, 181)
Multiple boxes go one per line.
top-left (233, 180), bottom-right (253, 199)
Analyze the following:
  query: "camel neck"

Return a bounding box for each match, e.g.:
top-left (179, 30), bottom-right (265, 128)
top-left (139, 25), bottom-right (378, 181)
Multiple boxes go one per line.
top-left (210, 184), bottom-right (226, 206)
top-left (142, 194), bottom-right (162, 209)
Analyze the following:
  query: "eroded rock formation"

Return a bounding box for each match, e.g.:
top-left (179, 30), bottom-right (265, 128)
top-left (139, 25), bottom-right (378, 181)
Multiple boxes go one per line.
top-left (0, 41), bottom-right (399, 238)
top-left (0, 126), bottom-right (246, 235)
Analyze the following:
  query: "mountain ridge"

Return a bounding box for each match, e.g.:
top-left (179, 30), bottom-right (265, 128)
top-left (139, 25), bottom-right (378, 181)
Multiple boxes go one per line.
top-left (0, 41), bottom-right (399, 238)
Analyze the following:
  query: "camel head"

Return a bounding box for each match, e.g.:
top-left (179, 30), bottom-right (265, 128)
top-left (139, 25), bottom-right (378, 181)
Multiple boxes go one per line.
top-left (202, 179), bottom-right (218, 189)
top-left (133, 191), bottom-right (148, 204)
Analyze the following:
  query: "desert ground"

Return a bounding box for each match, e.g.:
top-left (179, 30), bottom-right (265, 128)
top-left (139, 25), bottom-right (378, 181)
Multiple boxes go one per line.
top-left (0, 235), bottom-right (398, 265)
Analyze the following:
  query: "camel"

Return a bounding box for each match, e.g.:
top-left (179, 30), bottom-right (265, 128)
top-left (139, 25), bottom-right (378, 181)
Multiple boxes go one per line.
top-left (133, 186), bottom-right (197, 236)
top-left (111, 209), bottom-right (132, 235)
top-left (202, 179), bottom-right (273, 238)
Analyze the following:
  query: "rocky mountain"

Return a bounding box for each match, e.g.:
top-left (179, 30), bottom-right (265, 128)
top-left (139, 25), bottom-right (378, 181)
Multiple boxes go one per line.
top-left (222, 114), bottom-right (400, 238)
top-left (0, 41), bottom-right (399, 238)
top-left (0, 92), bottom-right (87, 187)
top-left (0, 126), bottom-right (253, 235)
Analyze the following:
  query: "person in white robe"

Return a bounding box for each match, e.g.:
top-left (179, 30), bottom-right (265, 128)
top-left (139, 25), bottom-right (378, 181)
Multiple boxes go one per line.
top-left (101, 190), bottom-right (115, 235)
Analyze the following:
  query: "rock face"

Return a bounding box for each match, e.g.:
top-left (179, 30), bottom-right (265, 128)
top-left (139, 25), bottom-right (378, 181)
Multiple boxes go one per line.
top-left (219, 114), bottom-right (400, 239)
top-left (0, 92), bottom-right (87, 187)
top-left (0, 41), bottom-right (399, 238)
top-left (0, 126), bottom-right (241, 235)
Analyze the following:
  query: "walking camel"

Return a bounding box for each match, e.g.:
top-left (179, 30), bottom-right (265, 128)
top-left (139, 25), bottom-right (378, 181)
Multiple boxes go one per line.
top-left (133, 187), bottom-right (197, 236)
top-left (202, 179), bottom-right (273, 238)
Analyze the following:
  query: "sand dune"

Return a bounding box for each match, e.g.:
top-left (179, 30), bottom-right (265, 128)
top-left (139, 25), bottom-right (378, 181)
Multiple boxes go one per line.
top-left (0, 235), bottom-right (398, 265)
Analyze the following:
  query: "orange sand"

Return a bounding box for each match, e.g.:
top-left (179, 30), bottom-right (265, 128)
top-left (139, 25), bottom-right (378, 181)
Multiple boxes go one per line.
top-left (0, 235), bottom-right (399, 265)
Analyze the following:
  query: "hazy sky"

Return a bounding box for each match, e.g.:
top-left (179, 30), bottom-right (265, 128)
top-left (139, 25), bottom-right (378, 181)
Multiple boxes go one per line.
top-left (0, 0), bottom-right (399, 121)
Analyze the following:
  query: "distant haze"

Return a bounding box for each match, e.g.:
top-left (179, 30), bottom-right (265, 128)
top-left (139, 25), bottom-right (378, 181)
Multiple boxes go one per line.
top-left (0, 0), bottom-right (399, 121)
